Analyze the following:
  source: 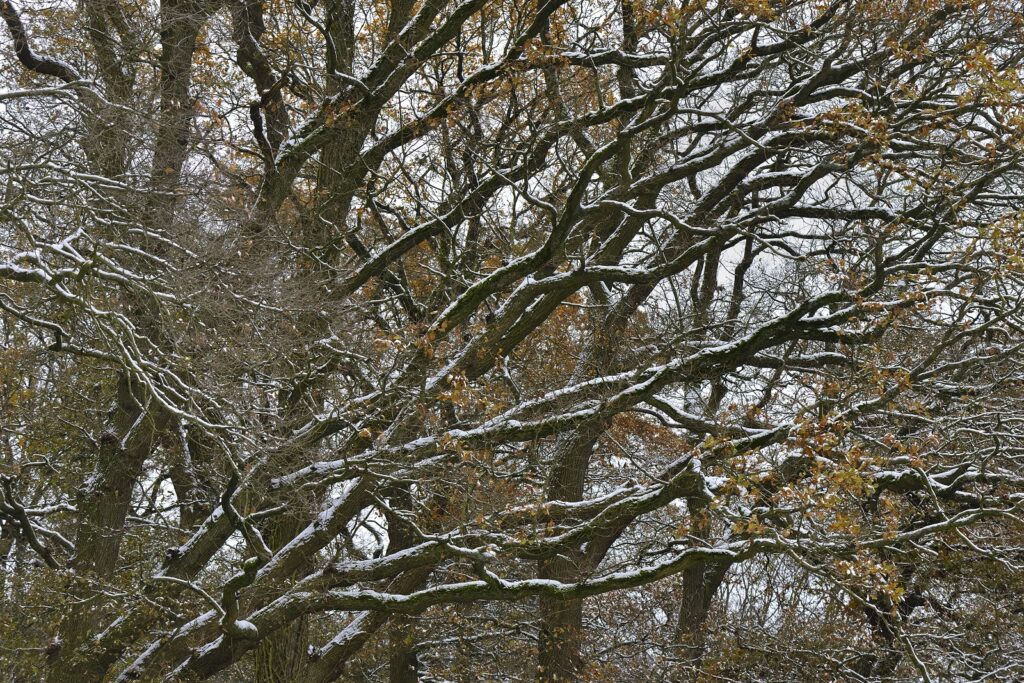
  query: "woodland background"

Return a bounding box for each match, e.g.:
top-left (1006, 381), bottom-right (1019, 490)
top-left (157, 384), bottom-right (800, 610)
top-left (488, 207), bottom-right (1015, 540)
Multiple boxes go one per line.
top-left (1, 0), bottom-right (1024, 681)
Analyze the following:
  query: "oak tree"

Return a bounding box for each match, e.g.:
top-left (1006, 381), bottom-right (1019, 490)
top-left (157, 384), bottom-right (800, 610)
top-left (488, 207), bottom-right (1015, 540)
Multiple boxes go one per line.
top-left (2, 0), bottom-right (1024, 681)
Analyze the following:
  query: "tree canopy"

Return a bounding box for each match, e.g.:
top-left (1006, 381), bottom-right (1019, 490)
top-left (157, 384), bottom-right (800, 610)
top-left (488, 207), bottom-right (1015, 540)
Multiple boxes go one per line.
top-left (2, 0), bottom-right (1024, 681)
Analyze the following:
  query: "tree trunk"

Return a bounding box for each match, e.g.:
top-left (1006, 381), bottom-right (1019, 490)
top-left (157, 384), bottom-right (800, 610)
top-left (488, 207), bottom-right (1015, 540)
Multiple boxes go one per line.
top-left (388, 625), bottom-right (421, 683)
top-left (254, 500), bottom-right (313, 681)
top-left (47, 374), bottom-right (161, 683)
top-left (671, 559), bottom-right (729, 682)
top-left (536, 424), bottom-right (603, 682)
top-left (671, 502), bottom-right (729, 683)
top-left (537, 553), bottom-right (586, 681)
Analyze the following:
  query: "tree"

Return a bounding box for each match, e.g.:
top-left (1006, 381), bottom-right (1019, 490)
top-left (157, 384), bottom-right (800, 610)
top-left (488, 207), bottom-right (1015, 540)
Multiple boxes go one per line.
top-left (1, 0), bottom-right (1023, 680)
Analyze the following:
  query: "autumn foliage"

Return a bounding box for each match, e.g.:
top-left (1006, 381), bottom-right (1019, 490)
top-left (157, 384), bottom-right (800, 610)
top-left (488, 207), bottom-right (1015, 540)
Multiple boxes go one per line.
top-left (2, 0), bottom-right (1024, 681)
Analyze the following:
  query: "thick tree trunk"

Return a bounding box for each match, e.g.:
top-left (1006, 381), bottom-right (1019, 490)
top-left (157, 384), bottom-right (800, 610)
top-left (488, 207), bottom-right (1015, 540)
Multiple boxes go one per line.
top-left (534, 258), bottom-right (655, 681)
top-left (0, 531), bottom-right (13, 598)
top-left (254, 610), bottom-right (311, 683)
top-left (537, 553), bottom-right (587, 681)
top-left (388, 624), bottom-right (421, 683)
top-left (47, 374), bottom-right (160, 683)
top-left (670, 501), bottom-right (729, 683)
top-left (254, 494), bottom-right (313, 681)
top-left (45, 3), bottom-right (203, 678)
top-left (671, 559), bottom-right (729, 682)
top-left (536, 425), bottom-right (603, 682)
top-left (384, 487), bottom-right (426, 683)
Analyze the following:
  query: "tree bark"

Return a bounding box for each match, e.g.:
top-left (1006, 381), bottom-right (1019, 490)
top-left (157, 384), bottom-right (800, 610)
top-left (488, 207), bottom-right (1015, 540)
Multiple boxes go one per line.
top-left (47, 374), bottom-right (161, 683)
